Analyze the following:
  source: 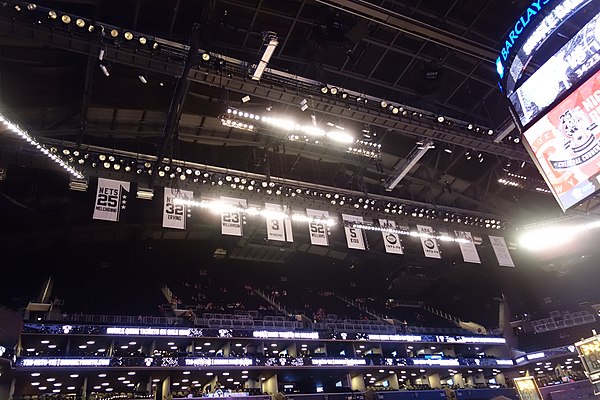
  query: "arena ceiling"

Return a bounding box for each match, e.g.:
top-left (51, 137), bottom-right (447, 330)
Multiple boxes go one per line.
top-left (0, 1), bottom-right (598, 258)
top-left (1, 0), bottom-right (599, 320)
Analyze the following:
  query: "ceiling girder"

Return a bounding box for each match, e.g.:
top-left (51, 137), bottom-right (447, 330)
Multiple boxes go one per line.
top-left (0, 12), bottom-right (530, 163)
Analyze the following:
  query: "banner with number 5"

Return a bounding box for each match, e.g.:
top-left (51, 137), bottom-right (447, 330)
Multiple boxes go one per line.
top-left (220, 196), bottom-right (247, 236)
top-left (342, 214), bottom-right (366, 250)
top-left (162, 187), bottom-right (193, 230)
top-left (265, 203), bottom-right (293, 242)
top-left (306, 209), bottom-right (329, 246)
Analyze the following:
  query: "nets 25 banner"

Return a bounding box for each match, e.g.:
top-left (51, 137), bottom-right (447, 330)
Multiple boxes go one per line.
top-left (93, 178), bottom-right (130, 222)
top-left (523, 69), bottom-right (600, 210)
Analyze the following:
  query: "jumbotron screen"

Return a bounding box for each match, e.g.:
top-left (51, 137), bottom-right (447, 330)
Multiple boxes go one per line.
top-left (522, 69), bottom-right (600, 210)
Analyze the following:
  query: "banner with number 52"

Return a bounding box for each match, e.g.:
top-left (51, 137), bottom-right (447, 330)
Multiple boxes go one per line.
top-left (220, 196), bottom-right (247, 236)
top-left (162, 187), bottom-right (193, 230)
top-left (265, 203), bottom-right (293, 242)
top-left (306, 209), bottom-right (329, 246)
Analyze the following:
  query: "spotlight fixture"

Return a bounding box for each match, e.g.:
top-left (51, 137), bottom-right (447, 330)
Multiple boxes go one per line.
top-left (514, 137), bottom-right (520, 143)
top-left (152, 42), bottom-right (159, 50)
top-left (88, 25), bottom-right (94, 33)
top-left (48, 10), bottom-right (57, 19)
top-left (27, 3), bottom-right (36, 11)
top-left (138, 74), bottom-right (147, 84)
top-left (320, 86), bottom-right (328, 94)
top-left (330, 87), bottom-right (338, 95)
top-left (251, 31), bottom-right (278, 81)
top-left (380, 100), bottom-right (388, 108)
top-left (467, 124), bottom-right (473, 130)
top-left (110, 29), bottom-right (119, 38)
top-left (487, 129), bottom-right (494, 135)
top-left (340, 91), bottom-right (348, 99)
top-left (99, 64), bottom-right (110, 77)
top-left (124, 32), bottom-right (134, 41)
top-left (139, 37), bottom-right (147, 45)
top-left (391, 107), bottom-right (399, 114)
top-left (241, 95), bottom-right (251, 103)
top-left (300, 98), bottom-right (308, 112)
top-left (75, 18), bottom-right (85, 28)
top-left (437, 116), bottom-right (445, 123)
top-left (136, 187), bottom-right (154, 200)
top-left (201, 52), bottom-right (210, 61)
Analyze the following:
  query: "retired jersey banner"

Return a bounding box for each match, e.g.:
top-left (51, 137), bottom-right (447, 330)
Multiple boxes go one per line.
top-left (489, 235), bottom-right (515, 267)
top-left (342, 214), bottom-right (366, 250)
top-left (455, 231), bottom-right (480, 264)
top-left (265, 203), bottom-right (293, 242)
top-left (93, 178), bottom-right (130, 222)
top-left (163, 188), bottom-right (193, 230)
top-left (220, 196), bottom-right (247, 237)
top-left (379, 219), bottom-right (403, 254)
top-left (306, 209), bottom-right (329, 246)
top-left (416, 224), bottom-right (441, 259)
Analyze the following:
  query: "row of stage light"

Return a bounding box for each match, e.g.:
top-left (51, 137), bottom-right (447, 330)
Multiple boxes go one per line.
top-left (220, 108), bottom-right (382, 159)
top-left (317, 85), bottom-right (522, 145)
top-left (55, 147), bottom-right (505, 230)
top-left (5, 2), bottom-right (522, 149)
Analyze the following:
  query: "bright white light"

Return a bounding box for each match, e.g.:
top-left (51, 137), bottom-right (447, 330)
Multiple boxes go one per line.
top-left (326, 130), bottom-right (354, 143)
top-left (519, 220), bottom-right (600, 251)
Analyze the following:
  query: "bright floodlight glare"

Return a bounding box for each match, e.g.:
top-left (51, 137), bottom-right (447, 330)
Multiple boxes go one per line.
top-left (519, 226), bottom-right (576, 251)
top-left (326, 130), bottom-right (354, 144)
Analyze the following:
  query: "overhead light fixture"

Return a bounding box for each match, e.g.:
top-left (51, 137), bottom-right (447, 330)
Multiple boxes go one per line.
top-left (138, 37), bottom-right (147, 45)
top-left (241, 95), bottom-right (251, 103)
top-left (488, 129), bottom-right (494, 135)
top-left (384, 141), bottom-right (433, 191)
top-left (110, 29), bottom-right (119, 38)
top-left (320, 86), bottom-right (328, 94)
top-left (437, 116), bottom-right (445, 123)
top-left (330, 87), bottom-right (338, 95)
top-left (48, 10), bottom-right (57, 19)
top-left (69, 177), bottom-right (88, 192)
top-left (251, 31), bottom-right (278, 81)
top-left (341, 91), bottom-right (348, 99)
top-left (380, 100), bottom-right (388, 108)
top-left (138, 74), bottom-right (147, 84)
top-left (98, 48), bottom-right (105, 61)
top-left (136, 187), bottom-right (154, 200)
top-left (99, 64), bottom-right (110, 77)
top-left (75, 18), bottom-right (85, 28)
top-left (391, 107), bottom-right (399, 114)
top-left (201, 52), bottom-right (210, 61)
top-left (300, 99), bottom-right (308, 112)
top-left (27, 3), bottom-right (36, 11)
top-left (124, 32), bottom-right (133, 41)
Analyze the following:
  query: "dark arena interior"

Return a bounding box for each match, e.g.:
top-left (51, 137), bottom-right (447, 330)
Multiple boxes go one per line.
top-left (1, 0), bottom-right (600, 399)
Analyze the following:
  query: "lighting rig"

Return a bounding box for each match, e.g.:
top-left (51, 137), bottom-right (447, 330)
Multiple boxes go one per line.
top-left (43, 143), bottom-right (506, 231)
top-left (0, 1), bottom-right (529, 163)
top-left (220, 109), bottom-right (382, 159)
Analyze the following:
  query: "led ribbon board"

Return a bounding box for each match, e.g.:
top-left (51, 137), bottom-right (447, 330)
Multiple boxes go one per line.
top-left (497, 0), bottom-right (591, 90)
top-left (509, 11), bottom-right (600, 127)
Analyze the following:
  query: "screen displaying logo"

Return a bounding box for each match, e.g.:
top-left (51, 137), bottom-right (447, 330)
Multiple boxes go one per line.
top-left (523, 69), bottom-right (600, 210)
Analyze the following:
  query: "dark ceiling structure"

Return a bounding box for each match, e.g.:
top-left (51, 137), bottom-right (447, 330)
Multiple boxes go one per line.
top-left (2, 0), bottom-right (600, 326)
top-left (1, 0), bottom-right (600, 283)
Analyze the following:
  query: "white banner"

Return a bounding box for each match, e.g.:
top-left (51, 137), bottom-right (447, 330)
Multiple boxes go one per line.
top-left (455, 231), bottom-right (481, 264)
top-left (163, 188), bottom-right (193, 230)
top-left (379, 219), bottom-right (403, 254)
top-left (93, 178), bottom-right (130, 222)
top-left (220, 196), bottom-right (247, 237)
top-left (342, 214), bottom-right (366, 250)
top-left (265, 203), bottom-right (293, 242)
top-left (416, 224), bottom-right (441, 259)
top-left (489, 235), bottom-right (515, 267)
top-left (306, 209), bottom-right (329, 246)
